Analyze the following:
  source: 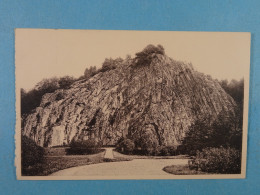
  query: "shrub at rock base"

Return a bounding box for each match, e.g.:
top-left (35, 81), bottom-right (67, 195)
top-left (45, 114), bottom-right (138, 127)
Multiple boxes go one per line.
top-left (160, 146), bottom-right (177, 156)
top-left (116, 137), bottom-right (179, 156)
top-left (192, 147), bottom-right (241, 174)
top-left (137, 139), bottom-right (159, 155)
top-left (21, 136), bottom-right (44, 174)
top-left (66, 139), bottom-right (102, 155)
top-left (116, 138), bottom-right (135, 154)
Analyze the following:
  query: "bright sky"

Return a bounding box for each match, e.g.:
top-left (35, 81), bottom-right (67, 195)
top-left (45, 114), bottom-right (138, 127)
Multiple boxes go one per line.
top-left (15, 29), bottom-right (251, 91)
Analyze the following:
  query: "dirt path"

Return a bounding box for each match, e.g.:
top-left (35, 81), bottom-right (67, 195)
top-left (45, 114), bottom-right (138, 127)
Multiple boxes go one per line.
top-left (103, 147), bottom-right (114, 159)
top-left (50, 158), bottom-right (189, 177)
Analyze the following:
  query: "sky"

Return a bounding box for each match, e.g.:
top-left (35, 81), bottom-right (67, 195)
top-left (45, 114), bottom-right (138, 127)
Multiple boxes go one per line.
top-left (15, 29), bottom-right (251, 91)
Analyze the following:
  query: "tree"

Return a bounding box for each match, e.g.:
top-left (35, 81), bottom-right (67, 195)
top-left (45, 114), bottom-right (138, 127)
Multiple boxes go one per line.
top-left (35, 77), bottom-right (60, 93)
top-left (135, 44), bottom-right (165, 66)
top-left (211, 110), bottom-right (242, 150)
top-left (58, 76), bottom-right (75, 89)
top-left (135, 131), bottom-right (159, 155)
top-left (125, 54), bottom-right (131, 60)
top-left (101, 57), bottom-right (123, 72)
top-left (194, 147), bottom-right (241, 174)
top-left (21, 136), bottom-right (44, 168)
top-left (219, 78), bottom-right (244, 109)
top-left (116, 138), bottom-right (135, 154)
top-left (84, 66), bottom-right (97, 79)
top-left (135, 44), bottom-right (165, 58)
top-left (21, 77), bottom-right (60, 115)
top-left (180, 117), bottom-right (212, 155)
top-left (219, 78), bottom-right (244, 147)
top-left (180, 109), bottom-right (243, 156)
top-left (21, 76), bottom-right (76, 115)
top-left (21, 88), bottom-right (26, 99)
top-left (66, 139), bottom-right (101, 155)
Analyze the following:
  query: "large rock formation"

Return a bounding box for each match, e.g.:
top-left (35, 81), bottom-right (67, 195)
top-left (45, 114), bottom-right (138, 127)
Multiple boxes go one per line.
top-left (22, 45), bottom-right (237, 147)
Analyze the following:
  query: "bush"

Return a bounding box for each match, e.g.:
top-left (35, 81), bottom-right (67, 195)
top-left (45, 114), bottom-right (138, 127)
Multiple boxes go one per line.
top-left (180, 110), bottom-right (243, 156)
top-left (58, 76), bottom-right (75, 89)
top-left (101, 57), bottom-right (123, 72)
top-left (135, 44), bottom-right (165, 58)
top-left (192, 147), bottom-right (241, 174)
top-left (21, 136), bottom-right (44, 168)
top-left (116, 138), bottom-right (135, 154)
top-left (135, 134), bottom-right (159, 155)
top-left (84, 66), bottom-right (97, 79)
top-left (66, 139), bottom-right (101, 155)
top-left (21, 76), bottom-right (75, 115)
top-left (134, 44), bottom-right (165, 66)
top-left (180, 117), bottom-right (212, 155)
top-left (160, 146), bottom-right (177, 156)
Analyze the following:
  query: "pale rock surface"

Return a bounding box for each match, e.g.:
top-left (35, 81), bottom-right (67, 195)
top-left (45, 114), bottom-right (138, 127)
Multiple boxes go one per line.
top-left (22, 53), bottom-right (236, 147)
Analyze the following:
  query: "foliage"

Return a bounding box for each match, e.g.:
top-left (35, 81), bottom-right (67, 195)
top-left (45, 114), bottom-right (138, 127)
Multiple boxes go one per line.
top-left (179, 78), bottom-right (244, 159)
top-left (35, 77), bottom-right (60, 92)
top-left (219, 78), bottom-right (244, 137)
top-left (101, 57), bottom-right (123, 72)
top-left (22, 150), bottom-right (105, 176)
top-left (21, 76), bottom-right (75, 115)
top-left (66, 139), bottom-right (102, 155)
top-left (135, 44), bottom-right (165, 66)
top-left (192, 147), bottom-right (241, 174)
top-left (160, 146), bottom-right (177, 156)
top-left (180, 117), bottom-right (212, 155)
top-left (115, 138), bottom-right (135, 154)
top-left (135, 44), bottom-right (165, 58)
top-left (219, 78), bottom-right (244, 107)
top-left (58, 76), bottom-right (75, 89)
top-left (134, 132), bottom-right (159, 155)
top-left (21, 136), bottom-right (44, 173)
top-left (21, 78), bottom-right (59, 115)
top-left (116, 137), bottom-right (178, 156)
top-left (180, 109), bottom-right (243, 156)
top-left (211, 111), bottom-right (242, 150)
top-left (163, 165), bottom-right (208, 175)
top-left (84, 66), bottom-right (97, 79)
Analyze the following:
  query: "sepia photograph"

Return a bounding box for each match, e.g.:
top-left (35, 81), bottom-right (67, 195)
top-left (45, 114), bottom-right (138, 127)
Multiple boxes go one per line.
top-left (15, 29), bottom-right (250, 180)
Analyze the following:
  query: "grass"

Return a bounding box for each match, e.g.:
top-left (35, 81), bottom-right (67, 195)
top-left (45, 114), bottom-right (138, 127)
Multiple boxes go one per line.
top-left (113, 150), bottom-right (189, 160)
top-left (163, 165), bottom-right (209, 175)
top-left (22, 148), bottom-right (133, 176)
top-left (44, 147), bottom-right (68, 156)
top-left (23, 147), bottom-right (192, 176)
top-left (22, 150), bottom-right (106, 176)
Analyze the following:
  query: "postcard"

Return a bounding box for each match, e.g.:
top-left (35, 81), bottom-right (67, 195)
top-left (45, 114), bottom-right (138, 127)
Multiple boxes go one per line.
top-left (15, 29), bottom-right (250, 180)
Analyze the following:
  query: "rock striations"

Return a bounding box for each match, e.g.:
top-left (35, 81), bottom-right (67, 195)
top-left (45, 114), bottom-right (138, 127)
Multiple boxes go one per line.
top-left (22, 46), bottom-right (237, 147)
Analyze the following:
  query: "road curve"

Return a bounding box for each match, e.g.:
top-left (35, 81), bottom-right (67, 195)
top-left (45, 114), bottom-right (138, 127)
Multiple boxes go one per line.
top-left (50, 158), bottom-right (188, 177)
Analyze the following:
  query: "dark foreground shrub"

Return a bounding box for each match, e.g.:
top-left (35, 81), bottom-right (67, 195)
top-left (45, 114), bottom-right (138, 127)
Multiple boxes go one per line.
top-left (21, 136), bottom-right (44, 174)
top-left (192, 147), bottom-right (241, 174)
top-left (116, 138), bottom-right (135, 154)
top-left (66, 139), bottom-right (102, 155)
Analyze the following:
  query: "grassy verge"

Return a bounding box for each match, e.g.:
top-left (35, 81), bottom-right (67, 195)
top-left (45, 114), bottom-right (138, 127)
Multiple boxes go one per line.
top-left (113, 150), bottom-right (189, 160)
top-left (22, 148), bottom-right (134, 176)
top-left (22, 150), bottom-right (106, 176)
top-left (163, 165), bottom-right (209, 175)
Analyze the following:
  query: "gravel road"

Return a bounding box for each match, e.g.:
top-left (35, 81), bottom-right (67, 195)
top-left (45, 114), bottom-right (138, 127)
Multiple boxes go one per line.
top-left (51, 158), bottom-right (188, 176)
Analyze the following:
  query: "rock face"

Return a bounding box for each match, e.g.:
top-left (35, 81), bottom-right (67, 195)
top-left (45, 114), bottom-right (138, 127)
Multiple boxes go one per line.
top-left (22, 49), bottom-right (237, 147)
